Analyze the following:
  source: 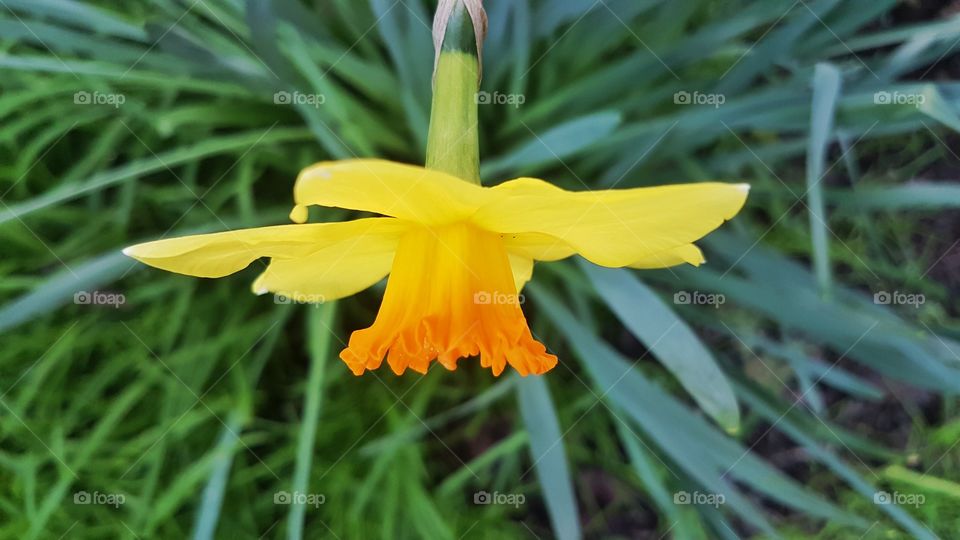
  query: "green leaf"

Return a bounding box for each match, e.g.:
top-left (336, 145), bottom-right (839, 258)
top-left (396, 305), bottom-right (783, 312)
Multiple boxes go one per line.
top-left (615, 415), bottom-right (709, 540)
top-left (582, 263), bottom-right (740, 432)
top-left (0, 251), bottom-right (130, 333)
top-left (286, 303), bottom-right (338, 540)
top-left (1, 0), bottom-right (147, 40)
top-left (828, 183), bottom-right (960, 210)
top-left (517, 376), bottom-right (581, 540)
top-left (530, 283), bottom-right (868, 535)
top-left (482, 111), bottom-right (621, 178)
top-left (192, 411), bottom-right (245, 540)
top-left (807, 62), bottom-right (842, 298)
top-left (687, 232), bottom-right (960, 393)
top-left (736, 382), bottom-right (936, 540)
top-left (883, 465), bottom-right (960, 501)
top-left (0, 128), bottom-right (311, 225)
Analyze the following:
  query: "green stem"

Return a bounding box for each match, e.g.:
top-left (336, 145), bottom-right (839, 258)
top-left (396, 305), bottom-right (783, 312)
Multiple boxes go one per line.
top-left (425, 2), bottom-right (481, 184)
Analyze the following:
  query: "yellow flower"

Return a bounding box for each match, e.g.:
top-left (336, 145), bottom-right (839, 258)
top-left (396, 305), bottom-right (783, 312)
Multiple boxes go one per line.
top-left (124, 159), bottom-right (748, 376)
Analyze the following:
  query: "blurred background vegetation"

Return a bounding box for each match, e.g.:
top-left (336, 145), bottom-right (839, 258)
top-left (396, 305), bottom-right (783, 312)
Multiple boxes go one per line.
top-left (2, 0), bottom-right (960, 538)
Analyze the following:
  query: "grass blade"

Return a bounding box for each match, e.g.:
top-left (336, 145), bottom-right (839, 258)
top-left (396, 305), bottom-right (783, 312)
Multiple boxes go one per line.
top-left (807, 63), bottom-right (842, 299)
top-left (192, 411), bottom-right (245, 540)
top-left (517, 376), bottom-right (581, 540)
top-left (583, 263), bottom-right (740, 432)
top-left (286, 303), bottom-right (337, 540)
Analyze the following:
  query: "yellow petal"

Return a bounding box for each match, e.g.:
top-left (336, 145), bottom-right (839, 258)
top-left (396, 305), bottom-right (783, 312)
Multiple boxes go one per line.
top-left (474, 178), bottom-right (748, 268)
top-left (509, 253), bottom-right (534, 292)
top-left (294, 159), bottom-right (493, 225)
top-left (504, 235), bottom-right (703, 269)
top-left (628, 244), bottom-right (705, 269)
top-left (502, 232), bottom-right (576, 262)
top-left (252, 231), bottom-right (399, 302)
top-left (503, 230), bottom-right (704, 269)
top-left (123, 218), bottom-right (408, 279)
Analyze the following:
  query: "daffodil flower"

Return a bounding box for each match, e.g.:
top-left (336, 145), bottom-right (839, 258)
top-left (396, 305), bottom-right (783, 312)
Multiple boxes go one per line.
top-left (123, 0), bottom-right (749, 377)
top-left (123, 161), bottom-right (748, 376)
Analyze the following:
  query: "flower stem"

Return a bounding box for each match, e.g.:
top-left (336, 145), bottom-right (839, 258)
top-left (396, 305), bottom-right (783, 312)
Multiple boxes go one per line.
top-left (425, 1), bottom-right (482, 184)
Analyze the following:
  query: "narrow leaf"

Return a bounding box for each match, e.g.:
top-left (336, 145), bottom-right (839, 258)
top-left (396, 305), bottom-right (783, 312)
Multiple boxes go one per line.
top-left (517, 376), bottom-right (581, 540)
top-left (807, 62), bottom-right (841, 298)
top-left (287, 303), bottom-right (337, 540)
top-left (583, 263), bottom-right (740, 432)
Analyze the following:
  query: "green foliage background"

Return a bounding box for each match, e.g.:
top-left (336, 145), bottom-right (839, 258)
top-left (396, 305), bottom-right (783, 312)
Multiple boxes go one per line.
top-left (1, 0), bottom-right (959, 538)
